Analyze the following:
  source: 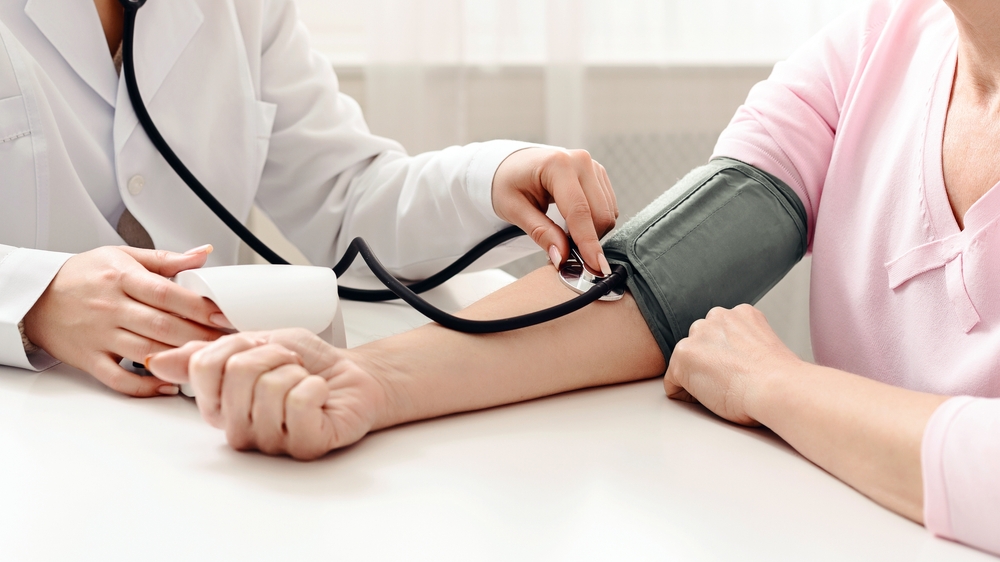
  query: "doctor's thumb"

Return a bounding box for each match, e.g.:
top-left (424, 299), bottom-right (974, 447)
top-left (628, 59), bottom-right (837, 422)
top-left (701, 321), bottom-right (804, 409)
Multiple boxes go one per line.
top-left (119, 244), bottom-right (214, 277)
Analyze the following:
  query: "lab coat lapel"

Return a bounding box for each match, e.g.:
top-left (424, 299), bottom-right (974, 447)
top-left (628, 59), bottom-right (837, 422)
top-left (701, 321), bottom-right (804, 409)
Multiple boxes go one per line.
top-left (24, 0), bottom-right (119, 106)
top-left (114, 0), bottom-right (204, 153)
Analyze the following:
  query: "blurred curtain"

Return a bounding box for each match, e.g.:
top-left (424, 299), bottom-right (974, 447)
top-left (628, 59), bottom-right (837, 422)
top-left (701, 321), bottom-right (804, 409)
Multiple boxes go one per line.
top-left (296, 0), bottom-right (867, 151)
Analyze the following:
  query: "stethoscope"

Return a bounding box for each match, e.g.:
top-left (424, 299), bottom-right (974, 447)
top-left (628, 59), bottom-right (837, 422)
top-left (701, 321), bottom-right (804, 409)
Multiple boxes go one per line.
top-left (117, 0), bottom-right (626, 334)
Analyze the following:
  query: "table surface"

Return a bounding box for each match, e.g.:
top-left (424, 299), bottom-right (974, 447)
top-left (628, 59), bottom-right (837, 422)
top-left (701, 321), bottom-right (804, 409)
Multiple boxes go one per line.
top-left (0, 271), bottom-right (992, 562)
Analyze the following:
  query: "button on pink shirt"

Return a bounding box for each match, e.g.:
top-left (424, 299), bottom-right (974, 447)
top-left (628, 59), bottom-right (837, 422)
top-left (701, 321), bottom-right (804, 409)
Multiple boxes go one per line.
top-left (713, 0), bottom-right (1000, 555)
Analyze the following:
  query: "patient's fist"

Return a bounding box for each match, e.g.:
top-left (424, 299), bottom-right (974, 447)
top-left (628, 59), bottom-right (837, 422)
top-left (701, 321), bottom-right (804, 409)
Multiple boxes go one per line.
top-left (149, 329), bottom-right (389, 460)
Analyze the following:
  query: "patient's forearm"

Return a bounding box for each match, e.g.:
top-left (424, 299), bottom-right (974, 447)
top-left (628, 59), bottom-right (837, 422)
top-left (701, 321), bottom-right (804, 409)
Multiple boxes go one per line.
top-left (752, 364), bottom-right (947, 523)
top-left (357, 266), bottom-right (666, 429)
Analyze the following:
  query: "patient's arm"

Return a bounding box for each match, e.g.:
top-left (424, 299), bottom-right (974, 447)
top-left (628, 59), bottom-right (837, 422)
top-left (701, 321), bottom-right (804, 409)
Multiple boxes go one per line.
top-left (149, 265), bottom-right (665, 459)
top-left (149, 157), bottom-right (803, 459)
top-left (366, 267), bottom-right (665, 429)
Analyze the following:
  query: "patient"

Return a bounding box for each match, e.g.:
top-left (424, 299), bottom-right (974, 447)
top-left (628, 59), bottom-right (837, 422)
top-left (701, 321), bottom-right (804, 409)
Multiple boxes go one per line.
top-left (150, 0), bottom-right (1000, 556)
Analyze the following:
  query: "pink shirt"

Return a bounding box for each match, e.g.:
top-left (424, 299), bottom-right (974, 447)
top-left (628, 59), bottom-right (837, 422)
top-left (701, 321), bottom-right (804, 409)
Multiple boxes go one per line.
top-left (713, 0), bottom-right (1000, 555)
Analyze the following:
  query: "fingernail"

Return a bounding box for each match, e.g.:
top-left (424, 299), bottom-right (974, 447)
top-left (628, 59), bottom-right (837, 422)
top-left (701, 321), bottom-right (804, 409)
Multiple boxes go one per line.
top-left (143, 354), bottom-right (156, 371)
top-left (598, 253), bottom-right (612, 277)
top-left (184, 244), bottom-right (214, 256)
top-left (210, 313), bottom-right (235, 330)
top-left (158, 385), bottom-right (180, 396)
top-left (548, 245), bottom-right (562, 267)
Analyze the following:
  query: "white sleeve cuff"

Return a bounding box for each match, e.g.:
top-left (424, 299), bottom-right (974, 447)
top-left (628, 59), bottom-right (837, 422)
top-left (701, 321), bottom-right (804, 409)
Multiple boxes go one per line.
top-left (464, 140), bottom-right (546, 225)
top-left (0, 247), bottom-right (72, 371)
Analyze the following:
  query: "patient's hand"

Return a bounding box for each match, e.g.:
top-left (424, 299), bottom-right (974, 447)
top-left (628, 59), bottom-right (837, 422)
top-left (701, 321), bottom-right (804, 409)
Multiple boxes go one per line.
top-left (663, 304), bottom-right (802, 427)
top-left (148, 329), bottom-right (389, 460)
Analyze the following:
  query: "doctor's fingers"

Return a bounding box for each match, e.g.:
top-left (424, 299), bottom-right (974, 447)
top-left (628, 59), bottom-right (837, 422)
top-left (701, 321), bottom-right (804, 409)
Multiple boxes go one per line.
top-left (109, 329), bottom-right (173, 365)
top-left (551, 157), bottom-right (616, 274)
top-left (121, 270), bottom-right (230, 330)
top-left (117, 245), bottom-right (213, 279)
top-left (89, 353), bottom-right (178, 398)
top-left (187, 334), bottom-right (269, 427)
top-left (247, 364), bottom-right (311, 455)
top-left (594, 161), bottom-right (619, 219)
top-left (118, 301), bottom-right (225, 349)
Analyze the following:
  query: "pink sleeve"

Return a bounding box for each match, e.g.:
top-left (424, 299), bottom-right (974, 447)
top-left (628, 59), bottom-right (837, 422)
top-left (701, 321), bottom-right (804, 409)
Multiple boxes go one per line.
top-left (711, 3), bottom-right (889, 243)
top-left (922, 397), bottom-right (1000, 556)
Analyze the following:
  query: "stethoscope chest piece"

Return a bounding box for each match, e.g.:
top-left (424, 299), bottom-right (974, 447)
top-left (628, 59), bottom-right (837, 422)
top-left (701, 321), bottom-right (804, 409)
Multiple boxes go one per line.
top-left (559, 247), bottom-right (625, 302)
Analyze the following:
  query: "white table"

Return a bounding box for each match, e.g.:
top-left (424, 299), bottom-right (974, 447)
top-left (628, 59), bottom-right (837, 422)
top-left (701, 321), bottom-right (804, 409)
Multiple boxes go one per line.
top-left (0, 272), bottom-right (992, 562)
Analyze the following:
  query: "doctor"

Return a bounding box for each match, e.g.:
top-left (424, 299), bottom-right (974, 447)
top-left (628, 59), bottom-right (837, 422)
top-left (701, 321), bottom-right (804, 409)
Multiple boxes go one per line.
top-left (0, 0), bottom-right (618, 396)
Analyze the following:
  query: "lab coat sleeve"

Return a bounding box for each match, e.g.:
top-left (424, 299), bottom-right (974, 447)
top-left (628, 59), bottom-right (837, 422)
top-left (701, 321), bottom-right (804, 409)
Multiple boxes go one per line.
top-left (711, 1), bottom-right (890, 246)
top-left (252, 0), bottom-right (542, 280)
top-left (922, 397), bottom-right (1000, 556)
top-left (0, 245), bottom-right (71, 371)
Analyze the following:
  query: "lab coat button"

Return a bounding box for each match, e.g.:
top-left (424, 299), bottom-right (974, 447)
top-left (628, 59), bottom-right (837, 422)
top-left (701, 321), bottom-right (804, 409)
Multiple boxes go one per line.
top-left (127, 175), bottom-right (145, 196)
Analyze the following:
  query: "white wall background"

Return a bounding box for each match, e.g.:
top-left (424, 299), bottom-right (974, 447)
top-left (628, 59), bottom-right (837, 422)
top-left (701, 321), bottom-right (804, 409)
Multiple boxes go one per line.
top-left (297, 0), bottom-right (870, 66)
top-left (256, 1), bottom-right (874, 359)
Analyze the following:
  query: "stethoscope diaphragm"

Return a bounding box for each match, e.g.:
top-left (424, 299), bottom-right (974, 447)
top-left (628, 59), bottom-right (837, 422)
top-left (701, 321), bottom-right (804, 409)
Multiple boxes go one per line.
top-left (558, 247), bottom-right (625, 302)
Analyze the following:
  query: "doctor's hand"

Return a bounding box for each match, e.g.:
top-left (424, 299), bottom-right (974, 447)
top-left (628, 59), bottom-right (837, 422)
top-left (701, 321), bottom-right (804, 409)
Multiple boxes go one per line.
top-left (148, 329), bottom-right (387, 460)
top-left (23, 245), bottom-right (231, 397)
top-left (493, 148), bottom-right (618, 275)
top-left (663, 305), bottom-right (803, 427)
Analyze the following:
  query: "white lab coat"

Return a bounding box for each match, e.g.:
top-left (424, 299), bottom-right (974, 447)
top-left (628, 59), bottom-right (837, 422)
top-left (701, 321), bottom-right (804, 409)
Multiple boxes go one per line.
top-left (0, 0), bottom-right (539, 371)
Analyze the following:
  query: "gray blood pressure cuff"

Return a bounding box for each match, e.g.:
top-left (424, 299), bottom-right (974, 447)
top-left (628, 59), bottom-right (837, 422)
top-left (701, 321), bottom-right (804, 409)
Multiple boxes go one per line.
top-left (602, 157), bottom-right (808, 361)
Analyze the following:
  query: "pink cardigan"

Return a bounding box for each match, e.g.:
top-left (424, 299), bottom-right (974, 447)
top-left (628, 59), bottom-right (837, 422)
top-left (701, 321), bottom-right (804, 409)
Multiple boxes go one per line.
top-left (713, 0), bottom-right (1000, 555)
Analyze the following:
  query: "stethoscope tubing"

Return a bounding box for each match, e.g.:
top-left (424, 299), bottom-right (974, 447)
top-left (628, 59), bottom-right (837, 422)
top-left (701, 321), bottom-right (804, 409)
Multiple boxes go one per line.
top-left (118, 0), bottom-right (627, 334)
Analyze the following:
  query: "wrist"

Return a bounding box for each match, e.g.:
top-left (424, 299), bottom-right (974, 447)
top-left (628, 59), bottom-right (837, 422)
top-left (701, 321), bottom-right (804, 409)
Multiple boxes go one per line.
top-left (744, 357), bottom-right (805, 427)
top-left (348, 345), bottom-right (415, 432)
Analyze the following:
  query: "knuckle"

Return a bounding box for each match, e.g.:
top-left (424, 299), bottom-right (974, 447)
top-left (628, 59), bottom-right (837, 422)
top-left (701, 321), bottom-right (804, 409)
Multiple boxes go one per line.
top-left (672, 339), bottom-right (694, 360)
top-left (596, 210), bottom-right (616, 232)
top-left (550, 150), bottom-right (574, 170)
top-left (98, 267), bottom-right (124, 286)
top-left (566, 200), bottom-right (593, 221)
top-left (149, 314), bottom-right (172, 339)
top-left (528, 224), bottom-right (549, 246)
top-left (257, 375), bottom-right (284, 396)
top-left (569, 149), bottom-right (593, 165)
top-left (706, 307), bottom-right (726, 320)
top-left (225, 354), bottom-right (254, 376)
top-left (189, 348), bottom-right (214, 375)
top-left (133, 339), bottom-right (155, 362)
top-left (286, 389), bottom-right (312, 411)
top-left (150, 282), bottom-right (170, 308)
